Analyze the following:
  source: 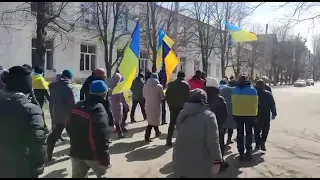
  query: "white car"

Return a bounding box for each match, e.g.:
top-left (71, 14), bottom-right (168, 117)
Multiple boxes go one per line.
top-left (294, 80), bottom-right (307, 87)
top-left (306, 79), bottom-right (315, 86)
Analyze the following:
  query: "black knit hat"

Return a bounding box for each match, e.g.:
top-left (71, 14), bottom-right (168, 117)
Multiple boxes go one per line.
top-left (34, 65), bottom-right (44, 74)
top-left (6, 66), bottom-right (33, 94)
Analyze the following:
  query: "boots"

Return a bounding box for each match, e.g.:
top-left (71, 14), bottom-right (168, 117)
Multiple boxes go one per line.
top-left (261, 143), bottom-right (266, 151)
top-left (115, 123), bottom-right (124, 139)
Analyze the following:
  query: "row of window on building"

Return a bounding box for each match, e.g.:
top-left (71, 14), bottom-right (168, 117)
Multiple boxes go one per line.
top-left (31, 38), bottom-right (219, 76)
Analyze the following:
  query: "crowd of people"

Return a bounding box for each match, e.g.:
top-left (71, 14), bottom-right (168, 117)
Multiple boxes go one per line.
top-left (0, 64), bottom-right (277, 178)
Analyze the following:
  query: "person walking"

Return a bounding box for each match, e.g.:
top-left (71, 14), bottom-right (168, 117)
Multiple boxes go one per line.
top-left (109, 72), bottom-right (129, 138)
top-left (165, 71), bottom-right (190, 146)
top-left (32, 66), bottom-right (50, 108)
top-left (173, 88), bottom-right (223, 178)
top-left (66, 80), bottom-right (111, 178)
top-left (143, 73), bottom-right (165, 142)
top-left (220, 79), bottom-right (238, 144)
top-left (80, 68), bottom-right (115, 129)
top-left (231, 74), bottom-right (258, 161)
top-left (47, 70), bottom-right (76, 160)
top-left (188, 70), bottom-right (205, 90)
top-left (261, 76), bottom-right (272, 93)
top-left (254, 79), bottom-right (277, 151)
top-left (23, 64), bottom-right (49, 134)
top-left (130, 73), bottom-right (147, 122)
top-left (54, 73), bottom-right (66, 142)
top-left (204, 77), bottom-right (229, 171)
top-left (0, 66), bottom-right (47, 178)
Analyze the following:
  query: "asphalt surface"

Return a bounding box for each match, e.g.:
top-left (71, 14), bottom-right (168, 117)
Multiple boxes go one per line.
top-left (40, 84), bottom-right (320, 178)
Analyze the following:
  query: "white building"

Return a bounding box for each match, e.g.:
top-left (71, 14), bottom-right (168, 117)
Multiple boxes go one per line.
top-left (0, 2), bottom-right (222, 81)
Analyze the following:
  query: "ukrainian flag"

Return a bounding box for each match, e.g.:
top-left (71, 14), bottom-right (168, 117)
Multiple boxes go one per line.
top-left (224, 21), bottom-right (257, 43)
top-left (160, 39), bottom-right (179, 85)
top-left (112, 21), bottom-right (140, 95)
top-left (156, 27), bottom-right (175, 70)
top-left (231, 85), bottom-right (258, 116)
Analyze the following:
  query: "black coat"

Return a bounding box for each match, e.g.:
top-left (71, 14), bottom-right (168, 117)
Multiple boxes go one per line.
top-left (166, 78), bottom-right (190, 109)
top-left (80, 75), bottom-right (114, 126)
top-left (256, 88), bottom-right (277, 120)
top-left (0, 92), bottom-right (47, 178)
top-left (66, 96), bottom-right (111, 166)
top-left (205, 87), bottom-right (228, 129)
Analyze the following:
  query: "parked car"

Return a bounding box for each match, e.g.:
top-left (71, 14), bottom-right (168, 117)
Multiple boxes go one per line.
top-left (294, 79), bottom-right (307, 87)
top-left (306, 79), bottom-right (315, 86)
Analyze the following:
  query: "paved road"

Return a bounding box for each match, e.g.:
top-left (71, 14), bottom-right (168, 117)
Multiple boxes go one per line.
top-left (40, 84), bottom-right (320, 178)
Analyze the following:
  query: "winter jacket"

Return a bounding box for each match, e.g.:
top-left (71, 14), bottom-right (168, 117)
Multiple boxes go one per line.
top-left (256, 88), bottom-right (277, 120)
top-left (143, 78), bottom-right (165, 126)
top-left (265, 85), bottom-right (272, 93)
top-left (130, 77), bottom-right (145, 101)
top-left (66, 96), bottom-right (111, 166)
top-left (188, 76), bottom-right (205, 90)
top-left (166, 78), bottom-right (190, 109)
top-left (32, 73), bottom-right (50, 107)
top-left (205, 87), bottom-right (228, 129)
top-left (49, 78), bottom-right (76, 124)
top-left (231, 82), bottom-right (258, 117)
top-left (173, 101), bottom-right (222, 178)
top-left (220, 85), bottom-right (237, 129)
top-left (0, 92), bottom-right (47, 178)
top-left (80, 74), bottom-right (100, 100)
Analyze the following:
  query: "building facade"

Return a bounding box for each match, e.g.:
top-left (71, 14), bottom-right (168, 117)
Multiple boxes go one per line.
top-left (0, 2), bottom-right (222, 81)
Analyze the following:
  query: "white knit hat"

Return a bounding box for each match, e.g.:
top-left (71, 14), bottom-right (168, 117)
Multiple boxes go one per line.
top-left (206, 77), bottom-right (219, 88)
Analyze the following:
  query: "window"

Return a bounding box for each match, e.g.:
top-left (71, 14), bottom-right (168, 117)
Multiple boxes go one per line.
top-left (80, 44), bottom-right (96, 71)
top-left (31, 38), bottom-right (54, 70)
top-left (117, 8), bottom-right (129, 32)
top-left (207, 62), bottom-right (211, 76)
top-left (194, 61), bottom-right (200, 74)
top-left (180, 57), bottom-right (186, 72)
top-left (216, 64), bottom-right (220, 78)
top-left (139, 51), bottom-right (149, 74)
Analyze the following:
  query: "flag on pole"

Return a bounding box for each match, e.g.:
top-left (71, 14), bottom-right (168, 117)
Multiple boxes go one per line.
top-left (223, 21), bottom-right (257, 43)
top-left (112, 21), bottom-right (140, 95)
top-left (158, 39), bottom-right (179, 86)
top-left (156, 28), bottom-right (175, 71)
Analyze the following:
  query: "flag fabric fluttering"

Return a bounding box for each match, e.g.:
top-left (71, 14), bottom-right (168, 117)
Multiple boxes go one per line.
top-left (223, 21), bottom-right (257, 43)
top-left (156, 27), bottom-right (175, 71)
top-left (158, 39), bottom-right (179, 87)
top-left (112, 21), bottom-right (140, 95)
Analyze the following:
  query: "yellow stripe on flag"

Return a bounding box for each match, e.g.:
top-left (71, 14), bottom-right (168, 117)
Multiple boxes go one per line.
top-left (230, 30), bottom-right (257, 43)
top-left (112, 47), bottom-right (139, 94)
top-left (164, 50), bottom-right (179, 82)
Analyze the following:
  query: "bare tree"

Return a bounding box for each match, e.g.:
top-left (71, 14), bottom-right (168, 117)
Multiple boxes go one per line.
top-left (312, 34), bottom-right (320, 80)
top-left (80, 2), bottom-right (137, 78)
top-left (0, 2), bottom-right (81, 69)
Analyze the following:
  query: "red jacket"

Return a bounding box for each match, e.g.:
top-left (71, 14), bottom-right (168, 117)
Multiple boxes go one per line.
top-left (188, 78), bottom-right (205, 90)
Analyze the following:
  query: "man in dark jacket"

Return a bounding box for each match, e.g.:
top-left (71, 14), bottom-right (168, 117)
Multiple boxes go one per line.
top-left (47, 70), bottom-right (76, 160)
top-left (80, 68), bottom-right (114, 127)
top-left (66, 80), bottom-right (111, 178)
top-left (130, 73), bottom-right (147, 122)
top-left (0, 66), bottom-right (47, 178)
top-left (204, 77), bottom-right (229, 171)
top-left (254, 79), bottom-right (277, 151)
top-left (165, 71), bottom-right (190, 146)
top-left (231, 74), bottom-right (258, 161)
top-left (158, 71), bottom-right (167, 125)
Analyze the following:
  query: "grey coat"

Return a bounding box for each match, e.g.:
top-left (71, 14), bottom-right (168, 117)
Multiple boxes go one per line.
top-left (110, 73), bottom-right (128, 124)
top-left (220, 85), bottom-right (237, 129)
top-left (173, 102), bottom-right (222, 178)
top-left (130, 77), bottom-right (145, 101)
top-left (49, 79), bottom-right (76, 124)
top-left (143, 78), bottom-right (165, 126)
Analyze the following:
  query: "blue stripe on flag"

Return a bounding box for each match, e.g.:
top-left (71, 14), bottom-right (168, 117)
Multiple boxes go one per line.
top-left (224, 22), bottom-right (241, 32)
top-left (129, 21), bottom-right (140, 58)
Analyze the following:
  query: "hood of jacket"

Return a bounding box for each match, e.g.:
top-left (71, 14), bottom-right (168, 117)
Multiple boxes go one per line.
top-left (146, 78), bottom-right (159, 87)
top-left (179, 102), bottom-right (209, 124)
top-left (0, 91), bottom-right (30, 105)
top-left (204, 86), bottom-right (220, 102)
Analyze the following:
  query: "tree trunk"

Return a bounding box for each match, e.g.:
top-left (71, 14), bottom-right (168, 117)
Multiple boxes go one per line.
top-left (35, 2), bottom-right (46, 69)
top-left (104, 43), bottom-right (111, 78)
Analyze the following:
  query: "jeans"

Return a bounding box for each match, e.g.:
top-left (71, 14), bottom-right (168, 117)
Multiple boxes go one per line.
top-left (130, 100), bottom-right (147, 121)
top-left (47, 123), bottom-right (65, 159)
top-left (145, 125), bottom-right (160, 140)
top-left (234, 116), bottom-right (255, 154)
top-left (161, 100), bottom-right (166, 123)
top-left (254, 118), bottom-right (271, 146)
top-left (167, 107), bottom-right (182, 142)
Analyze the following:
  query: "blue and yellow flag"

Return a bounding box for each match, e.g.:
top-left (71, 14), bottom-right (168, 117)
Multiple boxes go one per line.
top-left (224, 21), bottom-right (257, 43)
top-left (156, 28), bottom-right (175, 71)
top-left (113, 21), bottom-right (140, 94)
top-left (159, 38), bottom-right (179, 85)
